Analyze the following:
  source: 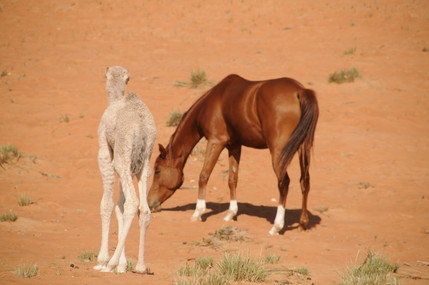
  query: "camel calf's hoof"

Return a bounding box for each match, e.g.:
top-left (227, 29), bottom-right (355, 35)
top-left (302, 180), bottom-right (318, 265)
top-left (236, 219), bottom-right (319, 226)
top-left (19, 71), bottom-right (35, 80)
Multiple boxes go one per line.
top-left (133, 264), bottom-right (151, 274)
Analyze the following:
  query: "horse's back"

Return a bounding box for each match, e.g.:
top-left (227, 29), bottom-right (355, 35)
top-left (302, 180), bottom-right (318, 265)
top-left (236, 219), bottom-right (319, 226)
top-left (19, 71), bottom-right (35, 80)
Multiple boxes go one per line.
top-left (208, 75), bottom-right (303, 148)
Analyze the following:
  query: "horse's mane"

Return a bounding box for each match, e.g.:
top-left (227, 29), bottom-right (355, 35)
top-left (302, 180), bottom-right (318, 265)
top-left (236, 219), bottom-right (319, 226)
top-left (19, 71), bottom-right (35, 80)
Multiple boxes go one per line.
top-left (166, 86), bottom-right (215, 156)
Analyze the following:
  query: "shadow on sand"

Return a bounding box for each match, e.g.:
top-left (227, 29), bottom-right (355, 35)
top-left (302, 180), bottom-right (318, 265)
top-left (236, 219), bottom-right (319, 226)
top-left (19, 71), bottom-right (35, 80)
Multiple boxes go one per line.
top-left (161, 202), bottom-right (321, 234)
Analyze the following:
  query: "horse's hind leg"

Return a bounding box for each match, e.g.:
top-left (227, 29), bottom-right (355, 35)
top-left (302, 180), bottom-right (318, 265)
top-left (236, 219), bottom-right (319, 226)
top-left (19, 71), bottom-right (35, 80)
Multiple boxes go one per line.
top-left (191, 140), bottom-right (225, 222)
top-left (298, 147), bottom-right (310, 230)
top-left (224, 145), bottom-right (241, 221)
top-left (269, 171), bottom-right (290, 235)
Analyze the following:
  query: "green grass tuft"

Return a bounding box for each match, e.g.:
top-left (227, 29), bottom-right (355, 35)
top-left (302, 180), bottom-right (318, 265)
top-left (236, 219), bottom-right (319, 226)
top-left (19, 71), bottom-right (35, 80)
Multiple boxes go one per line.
top-left (265, 253), bottom-right (281, 264)
top-left (0, 213), bottom-right (18, 222)
top-left (328, 68), bottom-right (360, 84)
top-left (18, 193), bottom-right (33, 207)
top-left (196, 257), bottom-right (214, 270)
top-left (60, 114), bottom-right (70, 123)
top-left (166, 110), bottom-right (184, 127)
top-left (78, 251), bottom-right (97, 263)
top-left (0, 144), bottom-right (21, 165)
top-left (14, 263), bottom-right (39, 278)
top-left (339, 251), bottom-right (399, 285)
top-left (211, 226), bottom-right (247, 242)
top-left (217, 252), bottom-right (268, 282)
top-left (174, 252), bottom-right (310, 284)
top-left (190, 70), bottom-right (208, 88)
top-left (175, 70), bottom-right (212, 88)
top-left (126, 259), bottom-right (135, 272)
top-left (344, 47), bottom-right (356, 55)
top-left (192, 226), bottom-right (248, 248)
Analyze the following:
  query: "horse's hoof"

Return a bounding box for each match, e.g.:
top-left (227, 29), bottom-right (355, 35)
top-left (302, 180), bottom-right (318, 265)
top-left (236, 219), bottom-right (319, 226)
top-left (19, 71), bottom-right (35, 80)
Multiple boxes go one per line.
top-left (223, 210), bottom-right (236, 221)
top-left (190, 215), bottom-right (202, 222)
top-left (268, 227), bottom-right (280, 236)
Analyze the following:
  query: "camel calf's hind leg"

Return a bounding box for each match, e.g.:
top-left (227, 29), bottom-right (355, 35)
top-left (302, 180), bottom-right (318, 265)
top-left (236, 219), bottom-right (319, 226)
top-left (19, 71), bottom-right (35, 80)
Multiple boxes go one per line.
top-left (102, 159), bottom-right (138, 272)
top-left (134, 159), bottom-right (151, 274)
top-left (94, 142), bottom-right (115, 271)
top-left (113, 185), bottom-right (128, 273)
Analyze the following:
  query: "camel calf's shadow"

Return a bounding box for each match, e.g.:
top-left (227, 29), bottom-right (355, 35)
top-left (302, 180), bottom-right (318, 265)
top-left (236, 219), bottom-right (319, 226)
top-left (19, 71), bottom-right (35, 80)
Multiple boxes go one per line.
top-left (162, 202), bottom-right (321, 235)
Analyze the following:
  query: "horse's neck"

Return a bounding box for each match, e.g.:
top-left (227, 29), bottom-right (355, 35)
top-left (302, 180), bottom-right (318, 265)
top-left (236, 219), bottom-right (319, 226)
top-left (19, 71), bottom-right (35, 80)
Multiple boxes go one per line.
top-left (168, 111), bottom-right (202, 169)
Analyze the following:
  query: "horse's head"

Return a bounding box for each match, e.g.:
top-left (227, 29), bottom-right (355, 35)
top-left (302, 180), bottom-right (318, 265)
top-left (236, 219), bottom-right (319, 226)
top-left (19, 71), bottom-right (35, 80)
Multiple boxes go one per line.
top-left (148, 144), bottom-right (184, 212)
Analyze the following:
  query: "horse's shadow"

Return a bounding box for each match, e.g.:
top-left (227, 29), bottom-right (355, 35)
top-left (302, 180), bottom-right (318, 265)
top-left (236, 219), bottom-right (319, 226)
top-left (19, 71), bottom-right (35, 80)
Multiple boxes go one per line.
top-left (161, 202), bottom-right (321, 234)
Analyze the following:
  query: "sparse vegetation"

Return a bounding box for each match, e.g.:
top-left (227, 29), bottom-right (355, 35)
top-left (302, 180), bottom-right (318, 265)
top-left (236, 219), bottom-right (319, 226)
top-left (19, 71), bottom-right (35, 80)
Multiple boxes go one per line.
top-left (78, 251), bottom-right (96, 263)
top-left (1, 70), bottom-right (10, 77)
top-left (174, 70), bottom-right (212, 88)
top-left (344, 48), bottom-right (356, 55)
top-left (314, 205), bottom-right (329, 215)
top-left (60, 114), bottom-right (70, 123)
top-left (0, 144), bottom-right (21, 165)
top-left (0, 212), bottom-right (18, 222)
top-left (358, 181), bottom-right (374, 189)
top-left (328, 68), bottom-right (360, 84)
top-left (422, 47), bottom-right (429, 52)
top-left (167, 110), bottom-right (184, 127)
top-left (175, 253), bottom-right (285, 285)
top-left (339, 251), bottom-right (399, 285)
top-left (18, 193), bottom-right (33, 206)
top-left (265, 253), bottom-right (281, 264)
top-left (211, 226), bottom-right (247, 242)
top-left (14, 263), bottom-right (39, 278)
top-left (218, 252), bottom-right (268, 282)
top-left (192, 226), bottom-right (248, 248)
top-left (126, 259), bottom-right (135, 272)
top-left (190, 70), bottom-right (208, 88)
top-left (40, 171), bottom-right (61, 178)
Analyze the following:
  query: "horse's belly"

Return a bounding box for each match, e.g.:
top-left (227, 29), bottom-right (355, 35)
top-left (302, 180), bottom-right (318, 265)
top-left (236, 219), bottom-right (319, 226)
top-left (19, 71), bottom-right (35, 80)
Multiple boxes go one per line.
top-left (232, 127), bottom-right (267, 149)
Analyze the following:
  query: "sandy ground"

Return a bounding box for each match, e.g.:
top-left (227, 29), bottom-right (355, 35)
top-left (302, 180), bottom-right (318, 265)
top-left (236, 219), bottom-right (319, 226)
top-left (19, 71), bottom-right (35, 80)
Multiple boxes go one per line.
top-left (1, 0), bottom-right (429, 284)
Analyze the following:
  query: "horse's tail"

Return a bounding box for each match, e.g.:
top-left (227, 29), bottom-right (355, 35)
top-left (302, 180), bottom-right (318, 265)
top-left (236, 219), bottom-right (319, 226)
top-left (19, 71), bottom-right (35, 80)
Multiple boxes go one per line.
top-left (280, 88), bottom-right (319, 181)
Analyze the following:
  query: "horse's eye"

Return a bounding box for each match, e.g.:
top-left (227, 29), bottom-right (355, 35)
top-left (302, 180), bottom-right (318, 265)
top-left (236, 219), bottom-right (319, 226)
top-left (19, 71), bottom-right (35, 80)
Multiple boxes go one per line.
top-left (155, 170), bottom-right (161, 175)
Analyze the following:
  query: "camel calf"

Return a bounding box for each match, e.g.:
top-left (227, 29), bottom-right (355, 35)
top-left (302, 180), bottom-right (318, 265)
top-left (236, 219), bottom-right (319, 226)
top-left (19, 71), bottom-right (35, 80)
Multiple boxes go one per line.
top-left (94, 66), bottom-right (156, 273)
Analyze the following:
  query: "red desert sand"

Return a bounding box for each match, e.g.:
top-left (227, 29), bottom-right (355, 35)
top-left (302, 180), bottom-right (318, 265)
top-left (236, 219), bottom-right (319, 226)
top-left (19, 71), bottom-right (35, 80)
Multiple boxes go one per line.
top-left (1, 1), bottom-right (428, 284)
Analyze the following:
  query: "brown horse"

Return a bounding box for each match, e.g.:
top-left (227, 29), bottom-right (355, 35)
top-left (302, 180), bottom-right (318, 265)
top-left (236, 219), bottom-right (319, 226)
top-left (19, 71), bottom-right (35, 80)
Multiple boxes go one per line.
top-left (148, 74), bottom-right (318, 235)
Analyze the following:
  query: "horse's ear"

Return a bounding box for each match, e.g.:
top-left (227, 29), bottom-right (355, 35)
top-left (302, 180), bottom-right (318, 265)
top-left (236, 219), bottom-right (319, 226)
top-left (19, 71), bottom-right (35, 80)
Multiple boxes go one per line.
top-left (159, 144), bottom-right (167, 159)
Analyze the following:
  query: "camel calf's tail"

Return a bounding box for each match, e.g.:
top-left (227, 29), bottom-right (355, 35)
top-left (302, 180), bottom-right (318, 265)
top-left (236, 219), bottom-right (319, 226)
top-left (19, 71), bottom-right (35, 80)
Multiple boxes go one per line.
top-left (280, 88), bottom-right (319, 177)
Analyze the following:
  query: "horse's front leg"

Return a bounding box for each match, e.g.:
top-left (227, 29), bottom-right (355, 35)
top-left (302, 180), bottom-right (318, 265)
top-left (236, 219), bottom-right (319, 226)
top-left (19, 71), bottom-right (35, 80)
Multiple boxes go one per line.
top-left (224, 145), bottom-right (241, 221)
top-left (191, 140), bottom-right (225, 222)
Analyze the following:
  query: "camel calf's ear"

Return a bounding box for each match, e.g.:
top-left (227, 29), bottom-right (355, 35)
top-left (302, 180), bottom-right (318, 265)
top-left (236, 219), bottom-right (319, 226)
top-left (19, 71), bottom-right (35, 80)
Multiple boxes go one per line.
top-left (159, 144), bottom-right (167, 159)
top-left (124, 73), bottom-right (130, 84)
